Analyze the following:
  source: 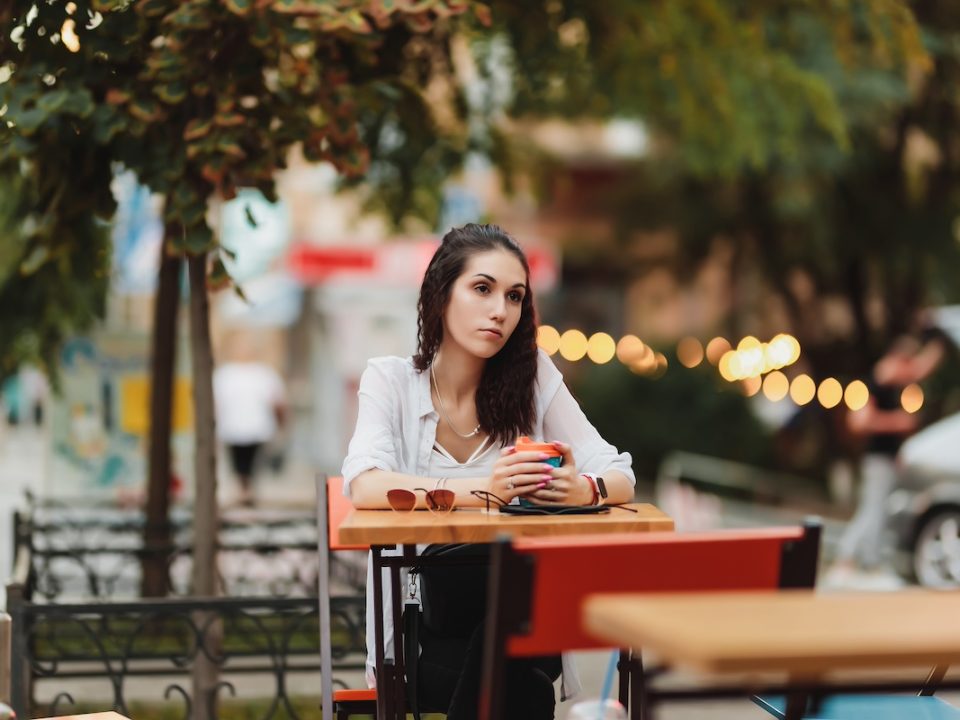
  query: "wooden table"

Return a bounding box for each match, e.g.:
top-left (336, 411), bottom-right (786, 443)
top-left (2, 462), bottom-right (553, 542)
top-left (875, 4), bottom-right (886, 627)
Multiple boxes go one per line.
top-left (584, 589), bottom-right (960, 718)
top-left (33, 713), bottom-right (131, 720)
top-left (342, 503), bottom-right (673, 720)
top-left (339, 502), bottom-right (673, 545)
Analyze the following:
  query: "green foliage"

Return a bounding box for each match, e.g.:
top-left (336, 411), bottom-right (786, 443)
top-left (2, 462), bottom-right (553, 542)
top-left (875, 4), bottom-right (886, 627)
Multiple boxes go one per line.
top-left (573, 360), bottom-right (773, 482)
top-left (487, 0), bottom-right (927, 176)
top-left (1, 0), bottom-right (477, 257)
top-left (0, 158), bottom-right (112, 386)
top-left (0, 0), bottom-right (482, 381)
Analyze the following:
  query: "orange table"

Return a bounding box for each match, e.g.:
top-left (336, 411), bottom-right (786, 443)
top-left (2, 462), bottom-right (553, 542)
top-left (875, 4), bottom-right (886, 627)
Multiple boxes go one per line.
top-left (342, 504), bottom-right (673, 720)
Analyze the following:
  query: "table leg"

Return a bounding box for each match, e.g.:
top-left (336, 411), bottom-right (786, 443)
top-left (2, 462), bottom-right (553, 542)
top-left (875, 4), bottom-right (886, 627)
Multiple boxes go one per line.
top-left (618, 649), bottom-right (630, 711)
top-left (372, 546), bottom-right (387, 720)
top-left (391, 558), bottom-right (406, 720)
top-left (629, 653), bottom-right (647, 720)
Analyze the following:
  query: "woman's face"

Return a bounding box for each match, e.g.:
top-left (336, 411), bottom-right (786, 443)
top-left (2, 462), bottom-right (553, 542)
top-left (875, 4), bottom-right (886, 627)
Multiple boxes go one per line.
top-left (441, 249), bottom-right (527, 360)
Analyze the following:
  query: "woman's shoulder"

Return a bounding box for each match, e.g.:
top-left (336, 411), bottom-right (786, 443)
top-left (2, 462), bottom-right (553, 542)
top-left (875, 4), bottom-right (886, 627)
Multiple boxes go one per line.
top-left (362, 355), bottom-right (419, 386)
top-left (366, 355), bottom-right (415, 372)
top-left (536, 347), bottom-right (562, 379)
top-left (535, 348), bottom-right (564, 398)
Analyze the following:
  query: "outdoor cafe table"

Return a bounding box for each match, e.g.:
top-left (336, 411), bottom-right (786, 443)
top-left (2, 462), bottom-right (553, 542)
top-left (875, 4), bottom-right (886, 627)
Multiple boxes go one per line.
top-left (583, 589), bottom-right (960, 719)
top-left (33, 713), bottom-right (132, 720)
top-left (338, 503), bottom-right (673, 720)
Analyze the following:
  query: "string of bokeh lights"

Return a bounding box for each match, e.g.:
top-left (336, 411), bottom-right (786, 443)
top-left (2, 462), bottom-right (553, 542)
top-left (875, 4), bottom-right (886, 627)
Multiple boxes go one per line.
top-left (536, 326), bottom-right (924, 414)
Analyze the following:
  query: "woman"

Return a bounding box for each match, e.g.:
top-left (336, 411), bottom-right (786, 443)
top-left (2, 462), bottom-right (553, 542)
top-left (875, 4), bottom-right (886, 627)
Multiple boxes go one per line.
top-left (342, 223), bottom-right (636, 719)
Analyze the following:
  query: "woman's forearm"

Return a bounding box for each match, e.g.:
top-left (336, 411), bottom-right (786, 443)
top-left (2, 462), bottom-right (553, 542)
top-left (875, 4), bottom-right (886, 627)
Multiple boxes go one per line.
top-left (601, 470), bottom-right (635, 505)
top-left (350, 469), bottom-right (493, 509)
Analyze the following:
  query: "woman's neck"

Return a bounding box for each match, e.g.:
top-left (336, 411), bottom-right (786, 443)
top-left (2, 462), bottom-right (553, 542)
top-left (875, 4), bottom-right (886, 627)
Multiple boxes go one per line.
top-left (434, 346), bottom-right (484, 404)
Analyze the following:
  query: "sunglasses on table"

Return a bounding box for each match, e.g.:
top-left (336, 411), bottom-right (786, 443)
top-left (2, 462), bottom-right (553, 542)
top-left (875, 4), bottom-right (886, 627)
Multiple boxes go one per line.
top-left (469, 490), bottom-right (639, 515)
top-left (387, 487), bottom-right (456, 513)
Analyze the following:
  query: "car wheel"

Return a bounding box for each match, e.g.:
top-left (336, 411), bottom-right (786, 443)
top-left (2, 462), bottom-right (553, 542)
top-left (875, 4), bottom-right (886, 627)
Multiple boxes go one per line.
top-left (913, 510), bottom-right (960, 588)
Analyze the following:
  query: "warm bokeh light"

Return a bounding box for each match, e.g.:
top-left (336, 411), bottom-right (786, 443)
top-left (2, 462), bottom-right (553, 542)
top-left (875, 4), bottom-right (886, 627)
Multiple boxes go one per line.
top-left (705, 337), bottom-right (731, 365)
top-left (586, 332), bottom-right (616, 364)
top-left (737, 347), bottom-right (766, 378)
top-left (844, 380), bottom-right (869, 411)
top-left (649, 352), bottom-right (669, 379)
top-left (536, 325), bottom-right (560, 355)
top-left (817, 378), bottom-right (843, 409)
top-left (790, 374), bottom-right (816, 405)
top-left (61, 19), bottom-right (80, 52)
top-left (616, 335), bottom-right (646, 365)
top-left (741, 375), bottom-right (762, 397)
top-left (762, 371), bottom-right (789, 402)
top-left (630, 345), bottom-right (657, 374)
top-left (676, 337), bottom-right (704, 368)
top-left (784, 334), bottom-right (802, 364)
top-left (764, 335), bottom-right (793, 369)
top-left (718, 350), bottom-right (738, 381)
top-left (558, 329), bottom-right (588, 361)
top-left (737, 336), bottom-right (762, 352)
top-left (901, 383), bottom-right (924, 414)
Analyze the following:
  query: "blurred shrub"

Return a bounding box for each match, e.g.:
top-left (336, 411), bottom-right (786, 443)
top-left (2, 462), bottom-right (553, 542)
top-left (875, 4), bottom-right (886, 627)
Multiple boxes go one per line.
top-left (570, 359), bottom-right (774, 482)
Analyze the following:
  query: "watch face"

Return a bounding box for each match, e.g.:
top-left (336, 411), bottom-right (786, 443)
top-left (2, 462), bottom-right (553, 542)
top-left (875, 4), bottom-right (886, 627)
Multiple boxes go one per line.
top-left (597, 477), bottom-right (608, 499)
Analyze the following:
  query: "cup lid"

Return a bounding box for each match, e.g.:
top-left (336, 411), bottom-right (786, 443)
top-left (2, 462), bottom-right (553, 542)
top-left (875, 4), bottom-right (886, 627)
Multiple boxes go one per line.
top-left (514, 436), bottom-right (562, 455)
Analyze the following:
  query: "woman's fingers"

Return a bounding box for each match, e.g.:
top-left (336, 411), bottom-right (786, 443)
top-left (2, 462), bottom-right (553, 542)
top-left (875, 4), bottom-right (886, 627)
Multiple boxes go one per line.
top-left (552, 440), bottom-right (573, 463)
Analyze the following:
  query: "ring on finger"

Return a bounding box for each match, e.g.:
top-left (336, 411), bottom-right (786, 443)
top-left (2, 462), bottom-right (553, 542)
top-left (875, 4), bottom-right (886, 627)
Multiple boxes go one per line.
top-left (506, 481), bottom-right (514, 490)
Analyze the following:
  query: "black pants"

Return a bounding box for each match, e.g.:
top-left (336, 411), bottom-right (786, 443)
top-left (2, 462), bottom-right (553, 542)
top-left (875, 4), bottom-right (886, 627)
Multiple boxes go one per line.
top-left (416, 619), bottom-right (561, 720)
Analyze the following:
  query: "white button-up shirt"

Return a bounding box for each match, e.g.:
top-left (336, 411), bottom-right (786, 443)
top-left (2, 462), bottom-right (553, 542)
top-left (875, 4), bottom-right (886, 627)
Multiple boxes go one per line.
top-left (341, 349), bottom-right (636, 695)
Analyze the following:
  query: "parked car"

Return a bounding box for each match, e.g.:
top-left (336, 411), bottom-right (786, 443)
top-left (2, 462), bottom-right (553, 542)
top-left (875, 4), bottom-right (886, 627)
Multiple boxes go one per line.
top-left (887, 412), bottom-right (960, 587)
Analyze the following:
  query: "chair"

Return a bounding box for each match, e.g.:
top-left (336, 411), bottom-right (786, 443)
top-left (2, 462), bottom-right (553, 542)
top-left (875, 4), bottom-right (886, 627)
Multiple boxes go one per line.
top-left (316, 474), bottom-right (378, 720)
top-left (478, 519), bottom-right (822, 720)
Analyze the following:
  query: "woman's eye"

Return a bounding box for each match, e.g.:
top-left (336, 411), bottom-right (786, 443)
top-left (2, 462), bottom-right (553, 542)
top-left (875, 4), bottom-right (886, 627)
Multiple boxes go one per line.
top-left (474, 283), bottom-right (490, 294)
top-left (508, 291), bottom-right (523, 303)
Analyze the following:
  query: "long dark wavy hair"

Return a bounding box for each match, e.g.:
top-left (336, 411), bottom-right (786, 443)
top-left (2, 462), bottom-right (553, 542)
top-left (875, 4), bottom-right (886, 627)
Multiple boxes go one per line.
top-left (412, 223), bottom-right (538, 447)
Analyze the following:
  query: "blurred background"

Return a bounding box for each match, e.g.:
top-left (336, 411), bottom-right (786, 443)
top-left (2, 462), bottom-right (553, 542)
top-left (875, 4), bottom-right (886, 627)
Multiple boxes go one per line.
top-left (3, 1), bottom-right (960, 717)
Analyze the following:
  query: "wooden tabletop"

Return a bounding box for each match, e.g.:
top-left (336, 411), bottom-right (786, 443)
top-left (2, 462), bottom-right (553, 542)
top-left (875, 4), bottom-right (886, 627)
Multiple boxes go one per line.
top-left (583, 589), bottom-right (960, 676)
top-left (33, 713), bottom-right (131, 720)
top-left (338, 503), bottom-right (673, 545)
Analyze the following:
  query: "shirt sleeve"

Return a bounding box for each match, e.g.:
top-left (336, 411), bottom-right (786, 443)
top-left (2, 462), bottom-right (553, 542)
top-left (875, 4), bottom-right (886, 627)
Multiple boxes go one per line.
top-left (542, 378), bottom-right (636, 487)
top-left (341, 359), bottom-right (402, 494)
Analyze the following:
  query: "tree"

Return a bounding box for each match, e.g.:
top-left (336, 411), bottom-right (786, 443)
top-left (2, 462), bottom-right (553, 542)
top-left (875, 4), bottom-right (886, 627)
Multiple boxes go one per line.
top-left (482, 2), bottom-right (958, 376)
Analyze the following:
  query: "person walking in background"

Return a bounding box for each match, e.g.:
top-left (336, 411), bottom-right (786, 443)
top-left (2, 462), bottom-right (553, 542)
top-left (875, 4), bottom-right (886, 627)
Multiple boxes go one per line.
top-left (825, 336), bottom-right (933, 588)
top-left (213, 337), bottom-right (286, 506)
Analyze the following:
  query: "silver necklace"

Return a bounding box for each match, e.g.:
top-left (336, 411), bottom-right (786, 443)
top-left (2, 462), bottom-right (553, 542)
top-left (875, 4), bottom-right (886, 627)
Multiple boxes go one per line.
top-left (430, 362), bottom-right (482, 439)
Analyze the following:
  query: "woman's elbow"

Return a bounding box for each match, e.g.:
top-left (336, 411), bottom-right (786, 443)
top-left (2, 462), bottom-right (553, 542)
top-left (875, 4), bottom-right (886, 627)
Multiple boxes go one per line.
top-left (606, 471), bottom-right (636, 505)
top-left (349, 472), bottom-right (381, 509)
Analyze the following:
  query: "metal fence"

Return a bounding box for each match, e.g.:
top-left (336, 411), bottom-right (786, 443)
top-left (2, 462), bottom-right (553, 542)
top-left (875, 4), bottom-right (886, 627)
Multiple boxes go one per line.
top-left (6, 499), bottom-right (368, 720)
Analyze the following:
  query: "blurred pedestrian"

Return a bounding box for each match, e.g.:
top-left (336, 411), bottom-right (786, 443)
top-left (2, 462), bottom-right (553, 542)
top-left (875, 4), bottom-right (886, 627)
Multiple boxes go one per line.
top-left (213, 339), bottom-right (286, 506)
top-left (824, 336), bottom-right (935, 588)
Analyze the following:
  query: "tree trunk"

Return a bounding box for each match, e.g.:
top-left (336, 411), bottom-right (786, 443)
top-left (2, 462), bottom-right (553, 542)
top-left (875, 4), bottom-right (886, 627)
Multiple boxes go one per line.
top-left (141, 230), bottom-right (182, 598)
top-left (187, 252), bottom-right (221, 720)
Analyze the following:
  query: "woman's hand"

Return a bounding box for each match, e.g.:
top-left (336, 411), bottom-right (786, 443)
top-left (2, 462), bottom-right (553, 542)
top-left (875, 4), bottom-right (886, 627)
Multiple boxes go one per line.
top-left (488, 446), bottom-right (559, 501)
top-left (526, 441), bottom-right (593, 506)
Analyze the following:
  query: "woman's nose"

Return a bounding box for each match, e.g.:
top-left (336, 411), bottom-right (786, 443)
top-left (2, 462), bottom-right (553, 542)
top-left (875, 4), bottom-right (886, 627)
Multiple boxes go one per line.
top-left (489, 297), bottom-right (506, 320)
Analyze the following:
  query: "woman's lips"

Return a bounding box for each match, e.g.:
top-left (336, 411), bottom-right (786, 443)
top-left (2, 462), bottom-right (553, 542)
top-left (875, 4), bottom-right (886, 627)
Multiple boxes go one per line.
top-left (480, 328), bottom-right (503, 339)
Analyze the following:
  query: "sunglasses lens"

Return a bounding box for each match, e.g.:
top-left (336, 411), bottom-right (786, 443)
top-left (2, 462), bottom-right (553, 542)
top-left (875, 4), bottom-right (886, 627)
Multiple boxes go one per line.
top-left (426, 489), bottom-right (455, 513)
top-left (387, 489), bottom-right (416, 512)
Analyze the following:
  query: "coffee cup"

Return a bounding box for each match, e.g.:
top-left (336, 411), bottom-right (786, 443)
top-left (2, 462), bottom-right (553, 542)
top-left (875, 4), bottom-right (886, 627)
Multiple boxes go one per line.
top-left (514, 436), bottom-right (563, 467)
